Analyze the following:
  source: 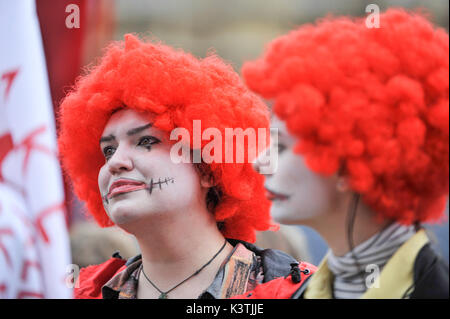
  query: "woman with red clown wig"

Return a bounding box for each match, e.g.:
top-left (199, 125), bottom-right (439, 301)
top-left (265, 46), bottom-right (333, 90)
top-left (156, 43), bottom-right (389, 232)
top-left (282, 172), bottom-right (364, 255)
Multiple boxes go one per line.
top-left (58, 34), bottom-right (315, 299)
top-left (243, 8), bottom-right (449, 299)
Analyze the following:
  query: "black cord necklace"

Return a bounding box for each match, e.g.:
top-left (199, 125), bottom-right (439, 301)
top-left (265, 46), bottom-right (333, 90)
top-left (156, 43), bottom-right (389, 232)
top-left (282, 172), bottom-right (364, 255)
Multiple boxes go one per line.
top-left (140, 239), bottom-right (227, 299)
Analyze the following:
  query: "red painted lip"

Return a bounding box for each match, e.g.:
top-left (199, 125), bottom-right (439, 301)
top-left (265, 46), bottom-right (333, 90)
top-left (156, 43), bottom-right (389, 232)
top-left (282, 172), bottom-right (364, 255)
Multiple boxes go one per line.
top-left (107, 179), bottom-right (147, 199)
top-left (265, 186), bottom-right (290, 201)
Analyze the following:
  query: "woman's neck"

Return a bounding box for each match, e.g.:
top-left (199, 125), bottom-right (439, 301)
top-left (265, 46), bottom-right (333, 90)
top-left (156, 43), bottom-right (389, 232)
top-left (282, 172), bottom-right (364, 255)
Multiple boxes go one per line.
top-left (306, 195), bottom-right (392, 257)
top-left (125, 204), bottom-right (233, 298)
top-left (135, 205), bottom-right (228, 260)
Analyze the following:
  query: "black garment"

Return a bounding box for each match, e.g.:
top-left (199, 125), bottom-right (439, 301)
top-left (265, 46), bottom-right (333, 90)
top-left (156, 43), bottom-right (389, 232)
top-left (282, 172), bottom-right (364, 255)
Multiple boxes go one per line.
top-left (408, 244), bottom-right (449, 299)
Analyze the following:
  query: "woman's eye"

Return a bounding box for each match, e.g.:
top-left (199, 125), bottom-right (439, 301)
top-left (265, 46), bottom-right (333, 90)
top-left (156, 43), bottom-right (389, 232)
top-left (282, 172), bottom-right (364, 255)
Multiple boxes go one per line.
top-left (103, 146), bottom-right (115, 159)
top-left (138, 136), bottom-right (160, 148)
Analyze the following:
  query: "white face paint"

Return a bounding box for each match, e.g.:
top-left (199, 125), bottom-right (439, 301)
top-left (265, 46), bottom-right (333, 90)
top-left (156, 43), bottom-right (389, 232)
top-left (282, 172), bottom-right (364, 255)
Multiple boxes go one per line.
top-left (254, 116), bottom-right (341, 225)
top-left (98, 109), bottom-right (206, 229)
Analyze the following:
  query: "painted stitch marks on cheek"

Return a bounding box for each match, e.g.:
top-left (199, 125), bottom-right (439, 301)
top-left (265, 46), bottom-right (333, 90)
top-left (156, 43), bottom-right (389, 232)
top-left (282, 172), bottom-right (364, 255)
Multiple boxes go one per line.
top-left (102, 177), bottom-right (175, 204)
top-left (147, 177), bottom-right (175, 195)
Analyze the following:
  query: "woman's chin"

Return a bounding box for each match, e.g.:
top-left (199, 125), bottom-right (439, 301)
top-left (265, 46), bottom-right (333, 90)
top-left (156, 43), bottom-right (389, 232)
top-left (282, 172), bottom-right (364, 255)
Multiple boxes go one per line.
top-left (106, 199), bottom-right (173, 230)
top-left (270, 206), bottom-right (315, 226)
top-left (270, 208), bottom-right (297, 225)
top-left (108, 208), bottom-right (141, 227)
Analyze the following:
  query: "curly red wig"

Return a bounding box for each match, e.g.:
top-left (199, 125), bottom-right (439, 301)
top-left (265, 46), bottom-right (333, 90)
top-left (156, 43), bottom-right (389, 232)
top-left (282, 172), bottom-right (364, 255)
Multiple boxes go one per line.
top-left (242, 8), bottom-right (449, 224)
top-left (58, 34), bottom-right (273, 242)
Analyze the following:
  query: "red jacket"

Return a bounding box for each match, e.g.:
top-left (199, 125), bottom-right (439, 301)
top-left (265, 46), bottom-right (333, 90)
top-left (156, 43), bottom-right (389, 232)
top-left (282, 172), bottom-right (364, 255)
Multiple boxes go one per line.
top-left (231, 261), bottom-right (316, 299)
top-left (75, 256), bottom-right (126, 299)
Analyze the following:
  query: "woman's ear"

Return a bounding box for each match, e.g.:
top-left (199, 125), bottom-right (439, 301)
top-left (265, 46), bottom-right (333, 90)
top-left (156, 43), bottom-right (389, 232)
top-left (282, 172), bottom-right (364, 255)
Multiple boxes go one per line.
top-left (194, 163), bottom-right (218, 189)
top-left (336, 177), bottom-right (350, 193)
top-left (336, 163), bottom-right (350, 193)
top-left (200, 173), bottom-right (217, 188)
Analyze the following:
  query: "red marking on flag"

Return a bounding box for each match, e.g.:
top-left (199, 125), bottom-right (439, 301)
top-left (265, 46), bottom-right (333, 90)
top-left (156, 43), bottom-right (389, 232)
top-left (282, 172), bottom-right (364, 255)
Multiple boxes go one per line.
top-left (21, 259), bottom-right (42, 281)
top-left (13, 205), bottom-right (37, 248)
top-left (0, 283), bottom-right (6, 296)
top-left (36, 202), bottom-right (66, 243)
top-left (17, 290), bottom-right (44, 299)
top-left (0, 133), bottom-right (27, 197)
top-left (0, 133), bottom-right (14, 182)
top-left (14, 125), bottom-right (56, 177)
top-left (0, 228), bottom-right (14, 267)
top-left (1, 69), bottom-right (19, 102)
top-left (0, 228), bottom-right (14, 235)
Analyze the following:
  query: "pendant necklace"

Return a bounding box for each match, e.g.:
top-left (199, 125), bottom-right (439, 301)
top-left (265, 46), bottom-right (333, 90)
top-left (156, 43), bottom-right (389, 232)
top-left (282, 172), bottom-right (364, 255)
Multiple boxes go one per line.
top-left (140, 239), bottom-right (227, 299)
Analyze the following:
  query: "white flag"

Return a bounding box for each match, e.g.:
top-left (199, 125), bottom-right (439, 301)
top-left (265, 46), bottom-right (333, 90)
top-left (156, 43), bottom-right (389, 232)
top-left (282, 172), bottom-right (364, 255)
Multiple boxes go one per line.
top-left (0, 0), bottom-right (72, 298)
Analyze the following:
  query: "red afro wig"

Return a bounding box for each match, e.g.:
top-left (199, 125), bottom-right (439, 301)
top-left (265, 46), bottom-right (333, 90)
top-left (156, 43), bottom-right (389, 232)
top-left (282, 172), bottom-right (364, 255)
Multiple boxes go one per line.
top-left (242, 8), bottom-right (449, 225)
top-left (58, 34), bottom-right (273, 243)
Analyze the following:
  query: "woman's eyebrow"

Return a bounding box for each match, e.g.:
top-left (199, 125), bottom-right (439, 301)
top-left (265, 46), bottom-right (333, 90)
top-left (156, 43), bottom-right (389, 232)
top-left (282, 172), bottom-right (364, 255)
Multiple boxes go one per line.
top-left (126, 123), bottom-right (152, 136)
top-left (99, 123), bottom-right (153, 144)
top-left (100, 134), bottom-right (115, 144)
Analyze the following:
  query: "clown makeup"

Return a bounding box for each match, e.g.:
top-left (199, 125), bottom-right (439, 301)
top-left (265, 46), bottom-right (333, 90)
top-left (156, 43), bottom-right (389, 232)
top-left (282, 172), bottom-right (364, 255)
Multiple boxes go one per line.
top-left (254, 115), bottom-right (342, 225)
top-left (98, 109), bottom-right (208, 229)
top-left (102, 177), bottom-right (175, 204)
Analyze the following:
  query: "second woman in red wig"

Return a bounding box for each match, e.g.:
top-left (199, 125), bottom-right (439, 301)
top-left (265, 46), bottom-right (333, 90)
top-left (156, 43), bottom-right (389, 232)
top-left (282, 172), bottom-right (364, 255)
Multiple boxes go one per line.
top-left (246, 8), bottom-right (449, 299)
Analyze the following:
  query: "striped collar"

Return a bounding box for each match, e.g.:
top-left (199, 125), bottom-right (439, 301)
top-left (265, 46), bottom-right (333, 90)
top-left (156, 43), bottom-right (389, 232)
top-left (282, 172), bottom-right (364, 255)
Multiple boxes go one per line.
top-left (303, 229), bottom-right (429, 299)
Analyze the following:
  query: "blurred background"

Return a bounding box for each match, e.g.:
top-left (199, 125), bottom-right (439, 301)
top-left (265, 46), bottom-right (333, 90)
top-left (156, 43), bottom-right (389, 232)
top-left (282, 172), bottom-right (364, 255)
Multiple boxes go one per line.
top-left (114, 0), bottom-right (450, 71)
top-left (1, 1), bottom-right (448, 299)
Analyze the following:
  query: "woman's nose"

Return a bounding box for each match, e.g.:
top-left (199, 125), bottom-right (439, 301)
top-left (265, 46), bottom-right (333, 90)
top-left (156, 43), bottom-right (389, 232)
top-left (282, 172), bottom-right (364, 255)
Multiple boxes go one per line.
top-left (107, 146), bottom-right (134, 174)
